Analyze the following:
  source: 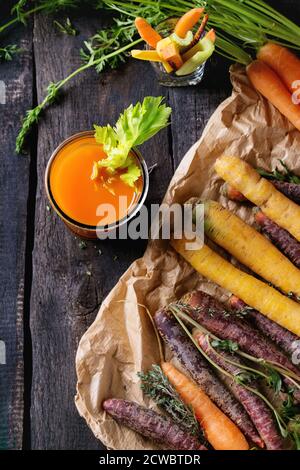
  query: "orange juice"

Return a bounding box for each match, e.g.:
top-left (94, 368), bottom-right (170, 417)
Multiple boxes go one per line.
top-left (48, 133), bottom-right (144, 228)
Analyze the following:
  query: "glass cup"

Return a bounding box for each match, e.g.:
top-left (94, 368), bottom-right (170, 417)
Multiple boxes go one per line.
top-left (148, 17), bottom-right (206, 87)
top-left (45, 131), bottom-right (149, 239)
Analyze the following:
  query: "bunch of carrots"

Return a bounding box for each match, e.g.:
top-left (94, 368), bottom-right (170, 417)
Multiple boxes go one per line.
top-left (247, 43), bottom-right (300, 131)
top-left (103, 138), bottom-right (300, 451)
top-left (173, 156), bottom-right (300, 337)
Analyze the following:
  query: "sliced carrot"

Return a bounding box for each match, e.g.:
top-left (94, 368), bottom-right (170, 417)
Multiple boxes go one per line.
top-left (157, 37), bottom-right (183, 70)
top-left (131, 50), bottom-right (163, 62)
top-left (131, 50), bottom-right (173, 73)
top-left (247, 60), bottom-right (300, 132)
top-left (162, 61), bottom-right (174, 74)
top-left (135, 17), bottom-right (162, 48)
top-left (257, 43), bottom-right (300, 94)
top-left (174, 7), bottom-right (204, 39)
top-left (162, 362), bottom-right (249, 450)
top-left (204, 28), bottom-right (216, 43)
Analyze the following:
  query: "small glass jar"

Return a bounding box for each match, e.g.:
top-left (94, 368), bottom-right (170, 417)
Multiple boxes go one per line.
top-left (148, 18), bottom-right (206, 87)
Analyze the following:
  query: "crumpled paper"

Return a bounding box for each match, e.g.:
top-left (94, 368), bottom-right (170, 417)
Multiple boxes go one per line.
top-left (75, 65), bottom-right (300, 450)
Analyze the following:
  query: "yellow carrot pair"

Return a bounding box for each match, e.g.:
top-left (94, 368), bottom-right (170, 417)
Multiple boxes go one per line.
top-left (215, 156), bottom-right (300, 242)
top-left (202, 199), bottom-right (300, 297)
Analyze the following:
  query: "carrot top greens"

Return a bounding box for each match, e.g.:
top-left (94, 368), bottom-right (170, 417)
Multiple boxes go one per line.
top-left (0, 44), bottom-right (21, 62)
top-left (53, 17), bottom-right (78, 36)
top-left (258, 160), bottom-right (300, 184)
top-left (210, 338), bottom-right (239, 353)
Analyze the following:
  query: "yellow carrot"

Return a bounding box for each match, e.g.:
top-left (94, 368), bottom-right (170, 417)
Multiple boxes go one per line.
top-left (135, 17), bottom-right (162, 48)
top-left (257, 43), bottom-right (300, 95)
top-left (202, 200), bottom-right (300, 296)
top-left (174, 8), bottom-right (204, 39)
top-left (162, 362), bottom-right (249, 450)
top-left (247, 60), bottom-right (300, 132)
top-left (214, 156), bottom-right (300, 242)
top-left (131, 50), bottom-right (163, 62)
top-left (171, 237), bottom-right (300, 336)
top-left (131, 49), bottom-right (173, 73)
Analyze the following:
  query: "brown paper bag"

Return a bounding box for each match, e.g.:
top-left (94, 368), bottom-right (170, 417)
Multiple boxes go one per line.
top-left (75, 65), bottom-right (300, 450)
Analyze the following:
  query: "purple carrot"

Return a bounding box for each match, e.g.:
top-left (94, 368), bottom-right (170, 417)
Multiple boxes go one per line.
top-left (154, 308), bottom-right (262, 446)
top-left (103, 399), bottom-right (206, 450)
top-left (230, 295), bottom-right (300, 364)
top-left (272, 180), bottom-right (300, 205)
top-left (181, 291), bottom-right (300, 400)
top-left (255, 210), bottom-right (300, 269)
top-left (195, 332), bottom-right (284, 450)
top-left (182, 290), bottom-right (300, 375)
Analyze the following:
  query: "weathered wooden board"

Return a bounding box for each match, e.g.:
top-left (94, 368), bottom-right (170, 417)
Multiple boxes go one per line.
top-left (30, 11), bottom-right (172, 450)
top-left (168, 56), bottom-right (231, 168)
top-left (0, 2), bottom-right (33, 450)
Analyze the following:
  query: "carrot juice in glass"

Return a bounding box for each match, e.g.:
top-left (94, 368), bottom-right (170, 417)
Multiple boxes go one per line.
top-left (45, 131), bottom-right (148, 239)
top-left (45, 97), bottom-right (171, 238)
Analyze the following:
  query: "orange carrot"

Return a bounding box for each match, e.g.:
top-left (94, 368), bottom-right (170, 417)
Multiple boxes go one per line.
top-left (257, 43), bottom-right (300, 95)
top-left (135, 17), bottom-right (162, 48)
top-left (204, 28), bottom-right (216, 44)
top-left (161, 362), bottom-right (249, 450)
top-left (247, 60), bottom-right (300, 132)
top-left (156, 37), bottom-right (183, 69)
top-left (174, 7), bottom-right (204, 39)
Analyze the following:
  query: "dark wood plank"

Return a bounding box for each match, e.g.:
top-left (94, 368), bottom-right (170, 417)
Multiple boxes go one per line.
top-left (30, 11), bottom-right (173, 450)
top-left (0, 2), bottom-right (33, 450)
top-left (168, 55), bottom-right (231, 168)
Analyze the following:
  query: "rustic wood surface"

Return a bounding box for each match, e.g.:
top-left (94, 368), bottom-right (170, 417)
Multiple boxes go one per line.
top-left (0, 0), bottom-right (299, 450)
top-left (0, 2), bottom-right (33, 450)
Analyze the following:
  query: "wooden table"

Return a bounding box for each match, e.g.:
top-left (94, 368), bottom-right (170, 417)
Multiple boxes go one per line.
top-left (0, 0), bottom-right (299, 450)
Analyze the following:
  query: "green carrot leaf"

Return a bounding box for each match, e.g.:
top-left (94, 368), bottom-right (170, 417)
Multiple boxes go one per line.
top-left (265, 366), bottom-right (283, 394)
top-left (211, 338), bottom-right (239, 353)
top-left (0, 44), bottom-right (22, 62)
top-left (54, 17), bottom-right (78, 36)
top-left (281, 394), bottom-right (300, 419)
top-left (257, 160), bottom-right (300, 184)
